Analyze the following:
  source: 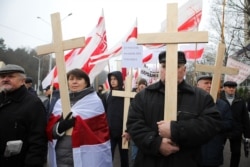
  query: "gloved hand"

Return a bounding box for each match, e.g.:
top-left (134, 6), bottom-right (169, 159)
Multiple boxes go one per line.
top-left (58, 112), bottom-right (75, 134)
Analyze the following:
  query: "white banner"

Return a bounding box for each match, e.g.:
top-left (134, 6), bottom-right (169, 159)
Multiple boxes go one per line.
top-left (224, 57), bottom-right (250, 84)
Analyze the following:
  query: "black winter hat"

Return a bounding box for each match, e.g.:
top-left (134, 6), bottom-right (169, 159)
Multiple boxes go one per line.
top-left (223, 81), bottom-right (237, 87)
top-left (25, 77), bottom-right (33, 83)
top-left (158, 51), bottom-right (187, 64)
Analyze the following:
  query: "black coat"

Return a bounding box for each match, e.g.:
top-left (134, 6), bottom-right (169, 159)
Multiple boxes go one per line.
top-left (200, 99), bottom-right (233, 166)
top-left (0, 85), bottom-right (47, 167)
top-left (103, 71), bottom-right (124, 138)
top-left (220, 91), bottom-right (250, 139)
top-left (127, 80), bottom-right (222, 167)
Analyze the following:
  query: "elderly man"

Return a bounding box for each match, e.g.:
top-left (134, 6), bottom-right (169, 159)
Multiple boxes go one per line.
top-left (221, 81), bottom-right (250, 167)
top-left (127, 51), bottom-right (222, 167)
top-left (0, 64), bottom-right (47, 167)
top-left (25, 77), bottom-right (37, 96)
top-left (196, 75), bottom-right (232, 167)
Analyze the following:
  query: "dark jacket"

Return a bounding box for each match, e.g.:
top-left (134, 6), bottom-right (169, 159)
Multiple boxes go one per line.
top-left (27, 87), bottom-right (37, 96)
top-left (0, 85), bottom-right (47, 167)
top-left (103, 71), bottom-right (124, 138)
top-left (200, 99), bottom-right (233, 166)
top-left (127, 80), bottom-right (222, 167)
top-left (220, 91), bottom-right (250, 139)
top-left (43, 90), bottom-right (60, 121)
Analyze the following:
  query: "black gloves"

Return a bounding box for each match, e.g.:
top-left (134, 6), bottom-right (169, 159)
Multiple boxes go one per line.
top-left (58, 112), bottom-right (75, 134)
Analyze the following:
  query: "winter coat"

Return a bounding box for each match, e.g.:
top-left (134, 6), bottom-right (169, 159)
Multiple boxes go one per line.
top-left (43, 90), bottom-right (60, 121)
top-left (103, 71), bottom-right (124, 138)
top-left (200, 98), bottom-right (233, 166)
top-left (0, 85), bottom-right (47, 167)
top-left (27, 87), bottom-right (37, 96)
top-left (127, 80), bottom-right (222, 167)
top-left (220, 91), bottom-right (250, 139)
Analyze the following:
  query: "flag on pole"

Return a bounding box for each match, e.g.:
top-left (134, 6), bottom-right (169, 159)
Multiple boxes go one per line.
top-left (87, 20), bottom-right (137, 83)
top-left (142, 0), bottom-right (204, 63)
top-left (42, 10), bottom-right (107, 88)
top-left (179, 43), bottom-right (205, 60)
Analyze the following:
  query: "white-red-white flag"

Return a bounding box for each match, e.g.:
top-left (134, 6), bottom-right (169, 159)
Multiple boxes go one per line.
top-left (179, 43), bottom-right (205, 60)
top-left (87, 20), bottom-right (137, 83)
top-left (224, 57), bottom-right (250, 84)
top-left (41, 10), bottom-right (107, 88)
top-left (46, 92), bottom-right (112, 167)
top-left (143, 0), bottom-right (204, 63)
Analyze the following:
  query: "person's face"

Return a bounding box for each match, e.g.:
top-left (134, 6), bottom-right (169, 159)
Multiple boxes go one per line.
top-left (25, 82), bottom-right (32, 88)
top-left (68, 75), bottom-right (87, 92)
top-left (110, 75), bottom-right (119, 89)
top-left (197, 79), bottom-right (212, 93)
top-left (224, 86), bottom-right (236, 95)
top-left (98, 86), bottom-right (103, 91)
top-left (137, 84), bottom-right (146, 92)
top-left (44, 89), bottom-right (51, 96)
top-left (0, 73), bottom-right (25, 93)
top-left (160, 63), bottom-right (186, 84)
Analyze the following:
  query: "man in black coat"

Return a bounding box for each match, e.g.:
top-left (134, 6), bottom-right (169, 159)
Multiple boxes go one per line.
top-left (196, 75), bottom-right (233, 167)
top-left (0, 64), bottom-right (47, 167)
top-left (221, 81), bottom-right (250, 167)
top-left (127, 51), bottom-right (222, 167)
top-left (24, 77), bottom-right (37, 96)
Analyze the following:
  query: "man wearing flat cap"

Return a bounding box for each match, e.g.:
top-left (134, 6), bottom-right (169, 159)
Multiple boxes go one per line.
top-left (196, 75), bottom-right (233, 167)
top-left (25, 77), bottom-right (37, 96)
top-left (127, 51), bottom-right (222, 167)
top-left (0, 64), bottom-right (47, 167)
top-left (221, 81), bottom-right (250, 167)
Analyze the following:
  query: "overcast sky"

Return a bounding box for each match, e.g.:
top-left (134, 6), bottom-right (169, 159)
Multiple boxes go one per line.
top-left (0, 0), bottom-right (211, 50)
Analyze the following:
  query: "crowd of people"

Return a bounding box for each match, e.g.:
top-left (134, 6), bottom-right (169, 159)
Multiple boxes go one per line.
top-left (0, 50), bottom-right (250, 167)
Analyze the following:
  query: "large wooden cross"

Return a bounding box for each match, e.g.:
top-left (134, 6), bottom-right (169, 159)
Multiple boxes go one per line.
top-left (36, 12), bottom-right (85, 134)
top-left (137, 3), bottom-right (208, 121)
top-left (196, 43), bottom-right (239, 101)
top-left (112, 74), bottom-right (136, 149)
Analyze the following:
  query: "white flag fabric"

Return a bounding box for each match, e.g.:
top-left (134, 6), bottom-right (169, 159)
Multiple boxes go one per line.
top-left (224, 57), bottom-right (250, 84)
top-left (46, 92), bottom-right (112, 167)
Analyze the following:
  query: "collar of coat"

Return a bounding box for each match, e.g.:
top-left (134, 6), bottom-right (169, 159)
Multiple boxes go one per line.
top-left (0, 85), bottom-right (27, 103)
top-left (146, 80), bottom-right (195, 94)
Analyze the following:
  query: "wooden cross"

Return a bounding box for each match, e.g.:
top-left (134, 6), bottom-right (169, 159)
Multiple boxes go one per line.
top-left (112, 74), bottom-right (136, 149)
top-left (36, 12), bottom-right (85, 135)
top-left (137, 3), bottom-right (208, 121)
top-left (196, 43), bottom-right (239, 101)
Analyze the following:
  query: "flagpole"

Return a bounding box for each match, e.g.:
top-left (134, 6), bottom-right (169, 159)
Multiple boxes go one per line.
top-left (190, 6), bottom-right (200, 86)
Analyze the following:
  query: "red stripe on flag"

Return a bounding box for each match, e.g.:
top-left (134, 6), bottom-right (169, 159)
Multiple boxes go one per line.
top-left (143, 53), bottom-right (153, 63)
top-left (183, 48), bottom-right (204, 59)
top-left (72, 113), bottom-right (110, 147)
top-left (178, 11), bottom-right (202, 31)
